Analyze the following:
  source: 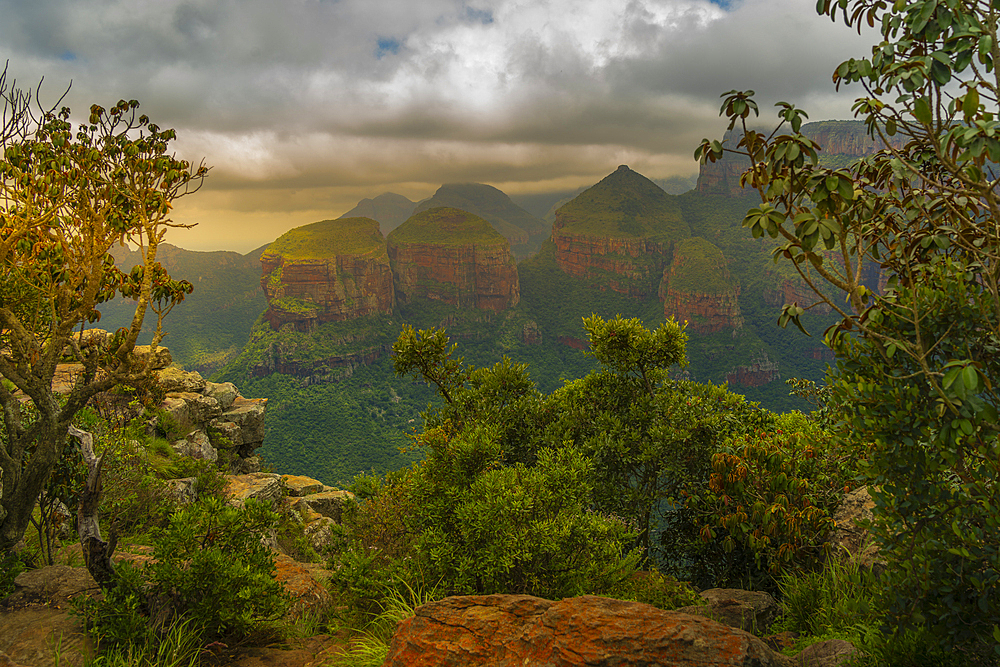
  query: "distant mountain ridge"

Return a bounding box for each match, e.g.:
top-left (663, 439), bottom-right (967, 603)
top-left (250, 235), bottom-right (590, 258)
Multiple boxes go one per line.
top-left (338, 192), bottom-right (416, 236)
top-left (413, 183), bottom-right (550, 258)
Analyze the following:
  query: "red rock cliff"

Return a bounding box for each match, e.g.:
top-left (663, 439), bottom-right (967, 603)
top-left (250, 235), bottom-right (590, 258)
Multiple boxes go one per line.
top-left (552, 225), bottom-right (669, 297)
top-left (697, 121), bottom-right (907, 196)
top-left (659, 237), bottom-right (743, 334)
top-left (550, 166), bottom-right (689, 298)
top-left (260, 218), bottom-right (394, 331)
top-left (387, 207), bottom-right (519, 312)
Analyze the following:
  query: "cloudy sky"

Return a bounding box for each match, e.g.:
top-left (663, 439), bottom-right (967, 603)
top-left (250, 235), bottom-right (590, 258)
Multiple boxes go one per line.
top-left (0, 0), bottom-right (876, 253)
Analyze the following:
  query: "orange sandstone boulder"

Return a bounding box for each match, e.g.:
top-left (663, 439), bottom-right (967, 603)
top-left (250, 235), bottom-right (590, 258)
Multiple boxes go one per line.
top-left (382, 594), bottom-right (793, 667)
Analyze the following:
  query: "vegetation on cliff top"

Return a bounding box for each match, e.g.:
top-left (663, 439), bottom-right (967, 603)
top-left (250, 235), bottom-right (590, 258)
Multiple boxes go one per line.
top-left (387, 206), bottom-right (509, 247)
top-left (555, 165), bottom-right (689, 240)
top-left (263, 217), bottom-right (386, 261)
top-left (664, 237), bottom-right (735, 295)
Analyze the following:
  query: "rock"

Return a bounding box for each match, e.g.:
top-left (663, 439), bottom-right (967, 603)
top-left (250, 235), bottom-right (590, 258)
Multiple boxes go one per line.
top-left (521, 320), bottom-right (542, 345)
top-left (165, 391), bottom-right (221, 426)
top-left (302, 516), bottom-right (337, 553)
top-left (388, 207), bottom-right (519, 312)
top-left (260, 217), bottom-right (395, 331)
top-left (272, 553), bottom-right (331, 614)
top-left (0, 607), bottom-right (91, 667)
top-left (224, 473), bottom-right (284, 507)
top-left (203, 381), bottom-right (239, 410)
top-left (382, 594), bottom-right (793, 667)
top-left (185, 429), bottom-right (218, 462)
top-left (827, 486), bottom-right (882, 568)
top-left (696, 122), bottom-right (906, 197)
top-left (796, 639), bottom-right (858, 666)
top-left (165, 477), bottom-right (198, 504)
top-left (130, 345), bottom-right (172, 370)
top-left (281, 475), bottom-right (325, 497)
top-left (726, 350), bottom-right (781, 388)
top-left (298, 490), bottom-right (355, 522)
top-left (676, 588), bottom-right (779, 635)
top-left (3, 566), bottom-right (96, 608)
top-left (550, 166), bottom-right (688, 299)
top-left (213, 397), bottom-right (268, 450)
top-left (660, 237), bottom-right (743, 334)
top-left (241, 456), bottom-right (262, 474)
top-left (155, 366), bottom-right (207, 394)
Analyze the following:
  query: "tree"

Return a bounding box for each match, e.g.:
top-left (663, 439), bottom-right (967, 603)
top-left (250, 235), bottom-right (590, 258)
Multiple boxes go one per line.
top-left (0, 65), bottom-right (207, 556)
top-left (696, 0), bottom-right (1000, 652)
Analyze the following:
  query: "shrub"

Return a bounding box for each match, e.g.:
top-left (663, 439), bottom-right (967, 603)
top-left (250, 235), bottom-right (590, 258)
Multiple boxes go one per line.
top-left (696, 412), bottom-right (857, 575)
top-left (410, 422), bottom-right (641, 599)
top-left (76, 496), bottom-right (289, 653)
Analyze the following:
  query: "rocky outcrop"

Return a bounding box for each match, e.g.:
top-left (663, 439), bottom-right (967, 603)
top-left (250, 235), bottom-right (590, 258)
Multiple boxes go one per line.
top-left (553, 230), bottom-right (670, 297)
top-left (697, 121), bottom-right (907, 196)
top-left (726, 350), bottom-right (780, 387)
top-left (260, 217), bottom-right (394, 331)
top-left (388, 207), bottom-right (519, 312)
top-left (763, 273), bottom-right (833, 314)
top-left (827, 486), bottom-right (883, 569)
top-left (155, 367), bottom-right (267, 467)
top-left (676, 588), bottom-right (779, 635)
top-left (551, 166), bottom-right (689, 298)
top-left (383, 594), bottom-right (793, 667)
top-left (660, 237), bottom-right (743, 334)
top-left (413, 183), bottom-right (550, 257)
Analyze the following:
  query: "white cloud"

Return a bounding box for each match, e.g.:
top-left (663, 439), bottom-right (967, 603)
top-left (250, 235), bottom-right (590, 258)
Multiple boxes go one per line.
top-left (0, 0), bottom-right (880, 250)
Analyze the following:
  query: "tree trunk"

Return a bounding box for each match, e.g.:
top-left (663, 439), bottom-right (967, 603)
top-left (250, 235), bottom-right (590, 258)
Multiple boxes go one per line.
top-left (68, 425), bottom-right (117, 590)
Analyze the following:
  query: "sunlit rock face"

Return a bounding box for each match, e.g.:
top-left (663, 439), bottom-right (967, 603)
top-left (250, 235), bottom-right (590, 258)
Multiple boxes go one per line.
top-left (259, 217), bottom-right (394, 331)
top-left (387, 207), bottom-right (520, 312)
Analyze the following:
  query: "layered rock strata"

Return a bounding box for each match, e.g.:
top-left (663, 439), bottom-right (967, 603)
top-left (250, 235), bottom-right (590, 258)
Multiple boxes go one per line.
top-left (551, 166), bottom-right (690, 298)
top-left (387, 207), bottom-right (519, 311)
top-left (659, 237), bottom-right (743, 334)
top-left (260, 217), bottom-right (394, 331)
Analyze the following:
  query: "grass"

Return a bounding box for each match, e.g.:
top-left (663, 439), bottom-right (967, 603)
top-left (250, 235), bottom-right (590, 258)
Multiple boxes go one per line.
top-left (388, 207), bottom-right (507, 247)
top-left (333, 582), bottom-right (439, 667)
top-left (263, 218), bottom-right (386, 261)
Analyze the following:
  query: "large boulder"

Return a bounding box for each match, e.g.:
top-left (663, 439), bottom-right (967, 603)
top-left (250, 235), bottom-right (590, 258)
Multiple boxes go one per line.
top-left (382, 594), bottom-right (793, 667)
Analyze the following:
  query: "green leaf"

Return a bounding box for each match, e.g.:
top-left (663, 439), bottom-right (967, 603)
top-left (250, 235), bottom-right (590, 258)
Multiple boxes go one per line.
top-left (913, 97), bottom-right (933, 125)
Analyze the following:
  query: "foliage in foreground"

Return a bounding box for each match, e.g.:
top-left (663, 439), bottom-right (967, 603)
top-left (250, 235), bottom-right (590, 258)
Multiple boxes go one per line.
top-left (697, 0), bottom-right (1000, 653)
top-left (75, 498), bottom-right (289, 654)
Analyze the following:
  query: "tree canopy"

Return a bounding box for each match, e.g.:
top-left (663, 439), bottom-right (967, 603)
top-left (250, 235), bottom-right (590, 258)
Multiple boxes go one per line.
top-left (0, 65), bottom-right (207, 555)
top-left (697, 0), bottom-right (1000, 653)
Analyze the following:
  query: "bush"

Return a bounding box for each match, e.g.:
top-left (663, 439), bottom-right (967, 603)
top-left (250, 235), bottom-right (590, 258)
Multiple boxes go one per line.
top-left (76, 497), bottom-right (289, 654)
top-left (697, 412), bottom-right (857, 575)
top-left (410, 422), bottom-right (641, 599)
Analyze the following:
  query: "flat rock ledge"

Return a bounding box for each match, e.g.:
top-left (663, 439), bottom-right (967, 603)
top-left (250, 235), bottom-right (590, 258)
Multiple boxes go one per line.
top-left (383, 594), bottom-right (795, 667)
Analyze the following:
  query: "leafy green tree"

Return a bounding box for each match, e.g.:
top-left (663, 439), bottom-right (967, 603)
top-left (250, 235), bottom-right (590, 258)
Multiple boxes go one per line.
top-left (697, 0), bottom-right (1000, 652)
top-left (548, 315), bottom-right (764, 572)
top-left (0, 67), bottom-right (207, 556)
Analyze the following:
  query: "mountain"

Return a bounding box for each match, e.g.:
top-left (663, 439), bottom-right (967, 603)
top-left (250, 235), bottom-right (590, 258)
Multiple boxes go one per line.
top-left (338, 193), bottom-right (416, 236)
top-left (696, 120), bottom-right (906, 196)
top-left (551, 165), bottom-right (690, 298)
top-left (180, 121), bottom-right (892, 483)
top-left (387, 207), bottom-right (520, 312)
top-left (413, 183), bottom-right (550, 258)
top-left (260, 217), bottom-right (394, 331)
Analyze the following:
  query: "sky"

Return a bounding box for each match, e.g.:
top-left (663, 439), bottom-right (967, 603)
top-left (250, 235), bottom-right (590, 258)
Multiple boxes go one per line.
top-left (0, 0), bottom-right (877, 253)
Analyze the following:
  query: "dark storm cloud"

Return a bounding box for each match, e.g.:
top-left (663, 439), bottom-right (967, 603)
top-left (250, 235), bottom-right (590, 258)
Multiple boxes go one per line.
top-left (0, 0), bottom-right (878, 251)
